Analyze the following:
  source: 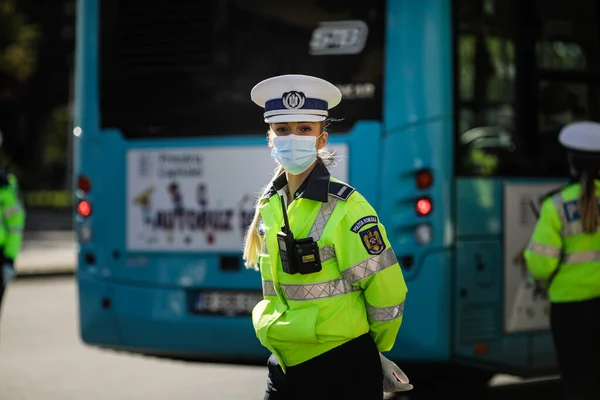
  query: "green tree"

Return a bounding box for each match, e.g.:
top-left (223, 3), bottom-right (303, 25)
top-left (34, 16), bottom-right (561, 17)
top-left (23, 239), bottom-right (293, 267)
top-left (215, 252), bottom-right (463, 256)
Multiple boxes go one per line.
top-left (0, 0), bottom-right (74, 196)
top-left (0, 0), bottom-right (39, 83)
top-left (0, 0), bottom-right (40, 176)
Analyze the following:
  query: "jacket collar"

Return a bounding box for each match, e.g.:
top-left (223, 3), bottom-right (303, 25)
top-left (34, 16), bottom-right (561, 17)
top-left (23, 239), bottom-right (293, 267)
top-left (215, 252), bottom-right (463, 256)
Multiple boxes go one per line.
top-left (263, 160), bottom-right (330, 203)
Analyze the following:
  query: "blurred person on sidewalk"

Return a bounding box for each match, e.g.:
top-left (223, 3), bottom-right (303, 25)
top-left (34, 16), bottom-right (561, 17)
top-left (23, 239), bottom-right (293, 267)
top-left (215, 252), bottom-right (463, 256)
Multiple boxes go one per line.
top-left (0, 129), bottom-right (26, 324)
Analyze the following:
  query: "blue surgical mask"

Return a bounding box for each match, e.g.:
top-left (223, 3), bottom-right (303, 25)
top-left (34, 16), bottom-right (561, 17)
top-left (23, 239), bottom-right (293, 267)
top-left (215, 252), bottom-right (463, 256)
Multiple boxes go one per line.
top-left (271, 134), bottom-right (320, 175)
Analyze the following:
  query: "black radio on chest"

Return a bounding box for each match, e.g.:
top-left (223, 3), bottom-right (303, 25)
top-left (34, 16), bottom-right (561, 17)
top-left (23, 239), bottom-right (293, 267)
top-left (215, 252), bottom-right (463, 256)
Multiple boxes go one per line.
top-left (276, 195), bottom-right (322, 275)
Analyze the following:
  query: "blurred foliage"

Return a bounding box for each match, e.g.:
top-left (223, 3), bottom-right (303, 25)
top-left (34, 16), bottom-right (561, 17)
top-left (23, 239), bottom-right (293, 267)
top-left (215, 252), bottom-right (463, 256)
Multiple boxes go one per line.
top-left (0, 0), bottom-right (40, 82)
top-left (42, 105), bottom-right (70, 184)
top-left (0, 0), bottom-right (74, 203)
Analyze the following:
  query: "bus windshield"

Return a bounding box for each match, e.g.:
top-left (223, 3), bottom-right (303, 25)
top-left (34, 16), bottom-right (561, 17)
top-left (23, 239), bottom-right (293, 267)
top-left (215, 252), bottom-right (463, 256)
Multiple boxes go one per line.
top-left (99, 0), bottom-right (385, 137)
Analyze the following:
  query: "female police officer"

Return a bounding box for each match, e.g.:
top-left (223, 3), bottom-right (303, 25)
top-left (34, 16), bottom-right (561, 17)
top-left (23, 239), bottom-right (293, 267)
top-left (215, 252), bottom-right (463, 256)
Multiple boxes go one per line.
top-left (242, 74), bottom-right (412, 400)
top-left (524, 121), bottom-right (600, 400)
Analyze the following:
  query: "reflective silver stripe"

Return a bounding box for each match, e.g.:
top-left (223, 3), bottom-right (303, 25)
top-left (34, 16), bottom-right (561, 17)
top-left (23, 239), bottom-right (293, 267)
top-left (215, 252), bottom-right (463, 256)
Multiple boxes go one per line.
top-left (282, 278), bottom-right (360, 300)
top-left (563, 221), bottom-right (600, 236)
top-left (552, 193), bottom-right (568, 230)
top-left (308, 196), bottom-right (339, 263)
top-left (262, 280), bottom-right (276, 297)
top-left (308, 196), bottom-right (339, 240)
top-left (3, 206), bottom-right (21, 217)
top-left (263, 277), bottom-right (362, 299)
top-left (527, 241), bottom-right (561, 258)
top-left (565, 223), bottom-right (582, 236)
top-left (563, 250), bottom-right (600, 264)
top-left (7, 227), bottom-right (22, 234)
top-left (319, 246), bottom-right (335, 262)
top-left (367, 301), bottom-right (404, 322)
top-left (342, 247), bottom-right (398, 284)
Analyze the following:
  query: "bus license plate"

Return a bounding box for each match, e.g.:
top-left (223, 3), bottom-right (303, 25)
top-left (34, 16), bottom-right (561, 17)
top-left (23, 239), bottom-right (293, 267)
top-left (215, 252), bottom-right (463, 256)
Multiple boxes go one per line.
top-left (192, 291), bottom-right (263, 316)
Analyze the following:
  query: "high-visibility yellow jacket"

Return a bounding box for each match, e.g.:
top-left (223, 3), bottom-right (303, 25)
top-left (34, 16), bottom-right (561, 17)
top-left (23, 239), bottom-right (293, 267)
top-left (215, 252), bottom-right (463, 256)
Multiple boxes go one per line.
top-left (524, 181), bottom-right (600, 303)
top-left (251, 161), bottom-right (408, 371)
top-left (4, 173), bottom-right (25, 260)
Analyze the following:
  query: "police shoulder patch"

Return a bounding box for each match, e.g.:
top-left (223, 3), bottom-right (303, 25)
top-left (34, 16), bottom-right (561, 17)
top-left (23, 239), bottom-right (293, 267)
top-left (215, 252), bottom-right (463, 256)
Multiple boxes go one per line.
top-left (359, 225), bottom-right (386, 255)
top-left (328, 181), bottom-right (355, 201)
top-left (563, 199), bottom-right (580, 223)
top-left (350, 215), bottom-right (378, 233)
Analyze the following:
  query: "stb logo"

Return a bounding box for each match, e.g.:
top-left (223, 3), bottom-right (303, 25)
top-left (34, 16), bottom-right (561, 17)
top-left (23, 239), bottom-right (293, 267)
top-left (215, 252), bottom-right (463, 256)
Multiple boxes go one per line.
top-left (282, 91), bottom-right (306, 109)
top-left (309, 20), bottom-right (369, 56)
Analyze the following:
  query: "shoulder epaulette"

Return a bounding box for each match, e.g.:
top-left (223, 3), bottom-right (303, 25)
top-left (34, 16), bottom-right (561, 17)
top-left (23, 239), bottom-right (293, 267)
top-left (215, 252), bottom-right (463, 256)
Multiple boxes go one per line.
top-left (328, 181), bottom-right (355, 201)
top-left (538, 179), bottom-right (577, 204)
top-left (261, 186), bottom-right (277, 199)
top-left (539, 188), bottom-right (563, 204)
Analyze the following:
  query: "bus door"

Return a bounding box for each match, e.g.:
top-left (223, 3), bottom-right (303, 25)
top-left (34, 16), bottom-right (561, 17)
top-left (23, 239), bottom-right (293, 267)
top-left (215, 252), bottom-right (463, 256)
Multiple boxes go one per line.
top-left (454, 0), bottom-right (600, 374)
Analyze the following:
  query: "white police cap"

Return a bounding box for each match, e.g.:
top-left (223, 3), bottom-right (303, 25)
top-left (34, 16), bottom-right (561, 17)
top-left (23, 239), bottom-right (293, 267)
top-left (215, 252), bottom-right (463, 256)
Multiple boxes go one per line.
top-left (251, 74), bottom-right (342, 123)
top-left (559, 121), bottom-right (600, 152)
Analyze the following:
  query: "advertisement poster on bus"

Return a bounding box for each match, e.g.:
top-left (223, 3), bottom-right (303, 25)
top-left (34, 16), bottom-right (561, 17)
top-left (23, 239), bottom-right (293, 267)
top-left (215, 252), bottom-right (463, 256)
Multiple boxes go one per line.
top-left (126, 145), bottom-right (349, 252)
top-left (503, 182), bottom-right (564, 333)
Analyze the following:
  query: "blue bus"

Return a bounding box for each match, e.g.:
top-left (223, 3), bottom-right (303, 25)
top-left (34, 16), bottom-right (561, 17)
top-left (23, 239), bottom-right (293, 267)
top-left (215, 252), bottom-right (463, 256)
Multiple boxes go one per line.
top-left (74, 0), bottom-right (596, 386)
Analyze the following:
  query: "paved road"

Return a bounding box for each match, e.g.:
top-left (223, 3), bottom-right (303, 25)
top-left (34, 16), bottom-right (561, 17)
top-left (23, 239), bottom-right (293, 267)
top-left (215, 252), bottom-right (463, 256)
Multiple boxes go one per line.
top-left (16, 231), bottom-right (75, 275)
top-left (0, 277), bottom-right (564, 400)
top-left (0, 277), bottom-right (267, 400)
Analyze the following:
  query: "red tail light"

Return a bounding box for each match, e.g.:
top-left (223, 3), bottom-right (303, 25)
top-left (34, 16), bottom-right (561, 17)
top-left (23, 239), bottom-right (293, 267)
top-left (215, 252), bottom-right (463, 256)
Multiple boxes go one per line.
top-left (416, 197), bottom-right (432, 216)
top-left (415, 169), bottom-right (433, 190)
top-left (77, 200), bottom-right (92, 217)
top-left (78, 175), bottom-right (92, 194)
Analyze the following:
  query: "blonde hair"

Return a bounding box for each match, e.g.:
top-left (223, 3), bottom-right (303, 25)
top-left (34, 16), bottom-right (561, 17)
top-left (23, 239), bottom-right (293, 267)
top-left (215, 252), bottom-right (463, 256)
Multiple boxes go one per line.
top-left (579, 170), bottom-right (599, 233)
top-left (242, 120), bottom-right (340, 270)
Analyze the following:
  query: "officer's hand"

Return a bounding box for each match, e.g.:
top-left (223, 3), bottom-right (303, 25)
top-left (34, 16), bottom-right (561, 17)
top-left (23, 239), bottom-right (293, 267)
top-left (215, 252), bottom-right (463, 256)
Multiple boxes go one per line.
top-left (380, 353), bottom-right (413, 392)
top-left (3, 263), bottom-right (15, 285)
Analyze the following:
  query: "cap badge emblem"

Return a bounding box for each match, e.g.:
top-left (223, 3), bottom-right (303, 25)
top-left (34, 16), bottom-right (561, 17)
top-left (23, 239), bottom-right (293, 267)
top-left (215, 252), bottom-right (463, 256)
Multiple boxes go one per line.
top-left (282, 91), bottom-right (306, 110)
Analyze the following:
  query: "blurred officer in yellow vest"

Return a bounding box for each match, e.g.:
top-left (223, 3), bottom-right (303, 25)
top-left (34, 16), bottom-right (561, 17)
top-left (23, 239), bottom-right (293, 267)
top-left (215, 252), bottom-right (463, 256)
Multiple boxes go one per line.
top-left (0, 130), bottom-right (26, 325)
top-left (524, 121), bottom-right (600, 400)
top-left (243, 75), bottom-right (411, 400)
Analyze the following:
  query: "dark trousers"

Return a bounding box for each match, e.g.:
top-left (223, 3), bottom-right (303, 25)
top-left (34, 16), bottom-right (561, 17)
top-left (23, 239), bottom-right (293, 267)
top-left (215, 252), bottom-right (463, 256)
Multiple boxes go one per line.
top-left (264, 333), bottom-right (383, 400)
top-left (550, 297), bottom-right (600, 400)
